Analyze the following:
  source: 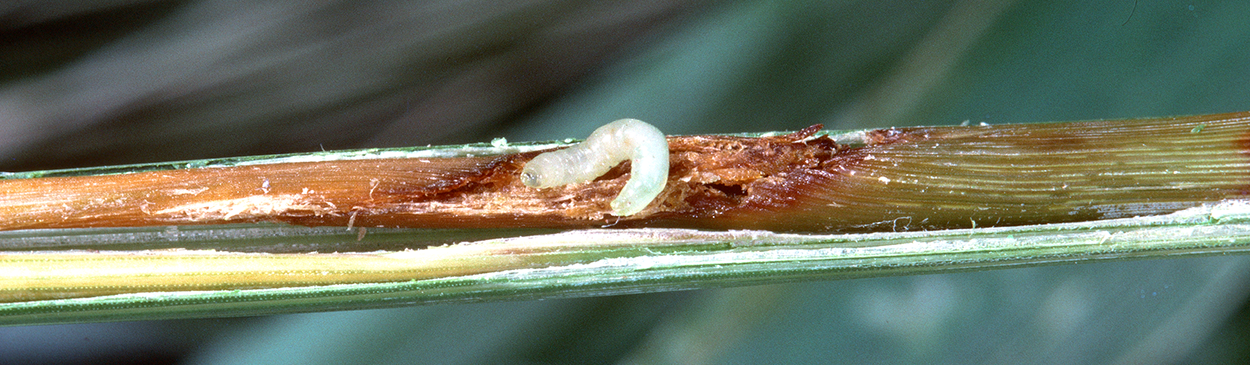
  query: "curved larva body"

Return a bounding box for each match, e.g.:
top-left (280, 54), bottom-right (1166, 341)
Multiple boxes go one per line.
top-left (521, 118), bottom-right (669, 216)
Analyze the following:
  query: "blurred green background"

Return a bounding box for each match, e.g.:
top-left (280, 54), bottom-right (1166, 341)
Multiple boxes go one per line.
top-left (3, 0), bottom-right (1250, 363)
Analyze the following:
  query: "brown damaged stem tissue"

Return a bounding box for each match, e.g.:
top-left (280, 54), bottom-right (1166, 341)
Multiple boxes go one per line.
top-left (2, 111), bottom-right (1249, 233)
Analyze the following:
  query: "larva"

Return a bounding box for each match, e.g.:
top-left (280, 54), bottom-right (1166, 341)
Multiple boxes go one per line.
top-left (520, 118), bottom-right (669, 216)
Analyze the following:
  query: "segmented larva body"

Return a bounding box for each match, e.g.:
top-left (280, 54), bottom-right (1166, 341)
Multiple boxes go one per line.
top-left (521, 118), bottom-right (669, 216)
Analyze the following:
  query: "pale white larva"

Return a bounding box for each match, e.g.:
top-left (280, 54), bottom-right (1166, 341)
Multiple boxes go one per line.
top-left (521, 118), bottom-right (669, 216)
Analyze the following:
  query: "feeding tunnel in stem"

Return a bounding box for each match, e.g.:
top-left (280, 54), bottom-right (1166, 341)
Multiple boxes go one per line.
top-left (0, 112), bottom-right (1248, 233)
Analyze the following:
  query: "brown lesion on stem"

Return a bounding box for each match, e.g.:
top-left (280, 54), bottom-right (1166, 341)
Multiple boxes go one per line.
top-left (3, 111), bottom-right (1250, 233)
top-left (0, 125), bottom-right (845, 231)
top-left (306, 124), bottom-right (846, 230)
